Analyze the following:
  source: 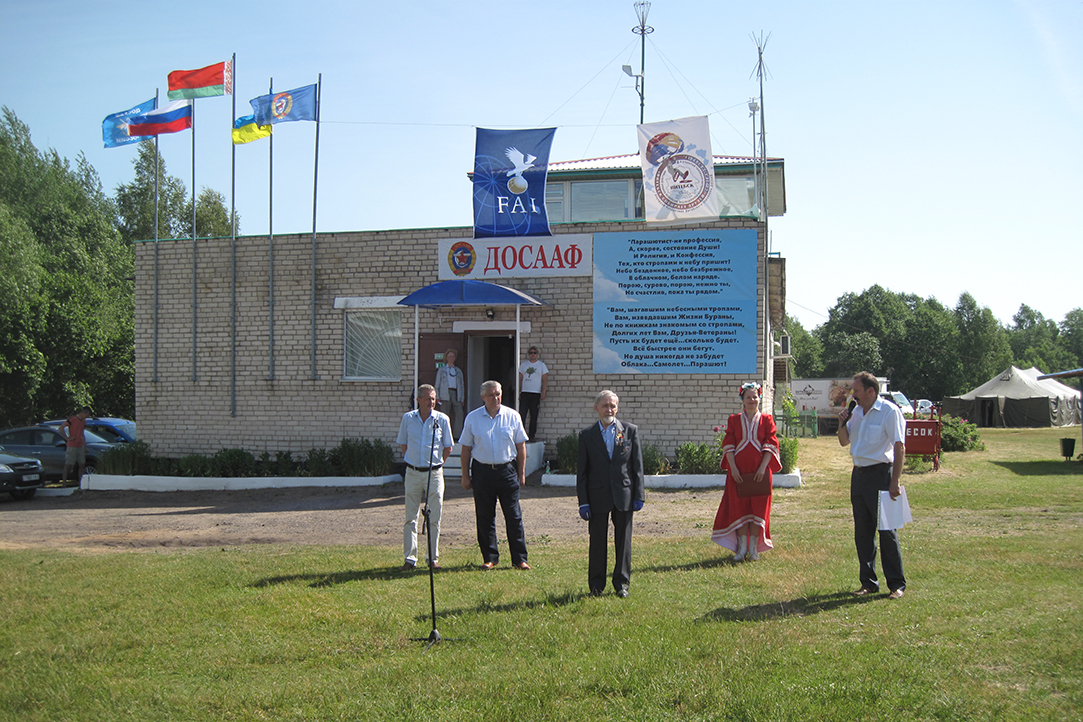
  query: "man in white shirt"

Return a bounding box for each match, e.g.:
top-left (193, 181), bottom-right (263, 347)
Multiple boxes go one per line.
top-left (396, 385), bottom-right (454, 570)
top-left (838, 371), bottom-right (907, 599)
top-left (459, 380), bottom-right (531, 570)
top-left (517, 346), bottom-right (549, 441)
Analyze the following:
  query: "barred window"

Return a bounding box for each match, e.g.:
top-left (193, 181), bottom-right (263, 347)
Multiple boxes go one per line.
top-left (344, 309), bottom-right (402, 381)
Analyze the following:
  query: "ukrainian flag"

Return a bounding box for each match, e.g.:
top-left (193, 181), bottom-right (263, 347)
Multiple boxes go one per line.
top-left (232, 115), bottom-right (271, 144)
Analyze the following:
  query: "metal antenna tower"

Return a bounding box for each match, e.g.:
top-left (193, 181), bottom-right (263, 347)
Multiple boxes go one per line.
top-left (629, 1), bottom-right (654, 124)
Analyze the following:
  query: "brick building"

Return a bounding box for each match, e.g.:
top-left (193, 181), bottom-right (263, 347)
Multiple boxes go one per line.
top-left (134, 154), bottom-right (786, 461)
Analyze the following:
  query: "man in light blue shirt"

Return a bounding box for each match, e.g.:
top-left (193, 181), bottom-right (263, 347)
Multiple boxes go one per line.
top-left (459, 380), bottom-right (530, 570)
top-left (396, 384), bottom-right (454, 570)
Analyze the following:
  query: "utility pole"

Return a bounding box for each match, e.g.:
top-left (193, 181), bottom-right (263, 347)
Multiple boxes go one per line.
top-left (631, 1), bottom-right (653, 124)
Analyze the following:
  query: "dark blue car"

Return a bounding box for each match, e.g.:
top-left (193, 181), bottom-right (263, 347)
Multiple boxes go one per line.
top-left (42, 417), bottom-right (136, 445)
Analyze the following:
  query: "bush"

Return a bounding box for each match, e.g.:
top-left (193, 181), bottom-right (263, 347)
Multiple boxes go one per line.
top-left (642, 443), bottom-right (670, 476)
top-left (555, 434), bottom-right (578, 473)
top-left (940, 414), bottom-right (985, 452)
top-left (778, 436), bottom-right (799, 474)
top-left (329, 437), bottom-right (394, 476)
top-left (258, 451), bottom-right (298, 477)
top-left (177, 454), bottom-right (212, 477)
top-left (100, 440), bottom-right (154, 475)
top-left (210, 449), bottom-right (257, 478)
top-left (674, 442), bottom-right (718, 475)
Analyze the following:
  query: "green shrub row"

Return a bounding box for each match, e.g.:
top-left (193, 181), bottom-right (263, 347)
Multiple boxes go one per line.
top-left (939, 414), bottom-right (986, 452)
top-left (99, 439), bottom-right (396, 477)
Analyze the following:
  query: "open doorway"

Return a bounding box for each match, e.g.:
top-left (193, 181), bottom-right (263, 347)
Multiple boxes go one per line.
top-left (466, 332), bottom-right (517, 412)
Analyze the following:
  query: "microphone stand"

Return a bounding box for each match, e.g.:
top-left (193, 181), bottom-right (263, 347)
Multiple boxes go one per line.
top-left (411, 414), bottom-right (453, 649)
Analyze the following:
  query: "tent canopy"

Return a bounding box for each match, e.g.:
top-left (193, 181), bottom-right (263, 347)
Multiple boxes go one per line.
top-left (398, 280), bottom-right (547, 308)
top-left (942, 366), bottom-right (1081, 427)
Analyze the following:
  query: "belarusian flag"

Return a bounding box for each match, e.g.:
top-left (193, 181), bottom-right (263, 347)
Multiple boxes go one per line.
top-left (168, 60), bottom-right (233, 100)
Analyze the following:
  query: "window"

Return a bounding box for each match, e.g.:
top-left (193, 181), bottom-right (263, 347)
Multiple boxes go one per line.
top-left (545, 183), bottom-right (564, 223)
top-left (570, 180), bottom-right (633, 222)
top-left (344, 309), bottom-right (402, 381)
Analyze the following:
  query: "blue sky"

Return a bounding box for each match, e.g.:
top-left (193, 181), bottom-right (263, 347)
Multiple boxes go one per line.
top-left (2, 0), bottom-right (1080, 333)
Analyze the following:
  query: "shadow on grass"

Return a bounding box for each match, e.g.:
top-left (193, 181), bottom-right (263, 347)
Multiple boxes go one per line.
top-left (415, 589), bottom-right (587, 621)
top-left (699, 591), bottom-right (877, 623)
top-left (990, 460), bottom-right (1083, 476)
top-left (251, 563), bottom-right (479, 588)
top-left (641, 556), bottom-right (737, 573)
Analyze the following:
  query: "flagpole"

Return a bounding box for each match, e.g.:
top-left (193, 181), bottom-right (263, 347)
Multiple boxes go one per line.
top-left (230, 52), bottom-right (238, 417)
top-left (268, 77), bottom-right (275, 381)
top-left (309, 73), bottom-right (322, 381)
top-left (153, 90), bottom-right (160, 383)
top-left (191, 100), bottom-right (198, 382)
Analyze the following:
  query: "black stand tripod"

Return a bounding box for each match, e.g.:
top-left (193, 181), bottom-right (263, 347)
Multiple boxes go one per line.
top-left (410, 416), bottom-right (455, 649)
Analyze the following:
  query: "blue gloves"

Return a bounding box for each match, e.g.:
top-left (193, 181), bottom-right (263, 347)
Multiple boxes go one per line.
top-left (632, 500), bottom-right (644, 512)
top-left (579, 504), bottom-right (591, 521)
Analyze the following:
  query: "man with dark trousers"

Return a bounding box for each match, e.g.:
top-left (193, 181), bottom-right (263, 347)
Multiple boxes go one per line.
top-left (577, 390), bottom-right (645, 597)
top-left (460, 380), bottom-right (531, 570)
top-left (838, 371), bottom-right (907, 600)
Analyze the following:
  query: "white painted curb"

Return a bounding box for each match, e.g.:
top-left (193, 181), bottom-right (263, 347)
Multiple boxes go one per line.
top-left (541, 470), bottom-right (803, 489)
top-left (82, 474), bottom-right (403, 492)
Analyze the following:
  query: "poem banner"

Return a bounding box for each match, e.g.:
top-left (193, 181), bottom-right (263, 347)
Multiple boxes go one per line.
top-left (592, 229), bottom-right (758, 374)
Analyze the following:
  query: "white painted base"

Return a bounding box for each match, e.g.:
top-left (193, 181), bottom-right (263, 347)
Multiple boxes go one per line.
top-left (541, 469), bottom-right (803, 490)
top-left (82, 474), bottom-right (403, 493)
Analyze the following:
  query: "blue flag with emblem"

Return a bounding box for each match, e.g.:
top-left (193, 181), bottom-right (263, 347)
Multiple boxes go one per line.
top-left (472, 127), bottom-right (555, 238)
top-left (249, 84), bottom-right (317, 125)
top-left (102, 98), bottom-right (156, 148)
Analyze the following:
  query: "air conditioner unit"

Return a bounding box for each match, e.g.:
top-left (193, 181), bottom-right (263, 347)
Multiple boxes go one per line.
top-left (778, 334), bottom-right (792, 358)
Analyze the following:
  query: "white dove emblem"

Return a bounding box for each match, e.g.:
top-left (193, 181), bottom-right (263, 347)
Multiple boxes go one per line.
top-left (505, 147), bottom-right (536, 178)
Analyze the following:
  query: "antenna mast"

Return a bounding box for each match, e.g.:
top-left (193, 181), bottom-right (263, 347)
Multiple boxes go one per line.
top-left (632, 2), bottom-right (653, 124)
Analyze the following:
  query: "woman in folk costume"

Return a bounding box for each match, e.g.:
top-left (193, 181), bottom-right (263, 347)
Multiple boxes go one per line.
top-left (712, 382), bottom-right (782, 561)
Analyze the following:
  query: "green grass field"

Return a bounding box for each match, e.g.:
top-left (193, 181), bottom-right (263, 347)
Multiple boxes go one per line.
top-left (2, 427), bottom-right (1081, 721)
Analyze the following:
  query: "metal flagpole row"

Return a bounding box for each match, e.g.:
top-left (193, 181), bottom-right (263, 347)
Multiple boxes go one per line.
top-left (309, 74), bottom-right (322, 381)
top-left (230, 52), bottom-right (238, 417)
top-left (191, 101), bottom-right (198, 382)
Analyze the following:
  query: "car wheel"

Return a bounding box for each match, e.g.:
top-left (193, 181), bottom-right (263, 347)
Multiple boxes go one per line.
top-left (11, 488), bottom-right (36, 500)
top-left (85, 461), bottom-right (97, 476)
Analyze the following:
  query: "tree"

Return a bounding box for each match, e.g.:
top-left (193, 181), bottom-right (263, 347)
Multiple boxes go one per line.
top-left (114, 141), bottom-right (188, 242)
top-left (1008, 304), bottom-right (1073, 375)
top-left (784, 315), bottom-right (823, 378)
top-left (0, 107), bottom-right (134, 422)
top-left (953, 292), bottom-right (1011, 390)
top-left (893, 298), bottom-right (962, 401)
top-left (180, 187), bottom-right (239, 238)
top-left (821, 331), bottom-right (882, 378)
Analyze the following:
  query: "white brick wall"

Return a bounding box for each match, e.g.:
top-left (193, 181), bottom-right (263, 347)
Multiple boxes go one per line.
top-left (135, 218), bottom-right (773, 460)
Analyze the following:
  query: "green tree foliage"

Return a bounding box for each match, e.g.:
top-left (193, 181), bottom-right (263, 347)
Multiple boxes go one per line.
top-left (783, 315), bottom-right (823, 378)
top-left (1009, 304), bottom-right (1074, 375)
top-left (953, 292), bottom-right (1012, 389)
top-left (180, 187), bottom-right (238, 239)
top-left (113, 142), bottom-right (188, 242)
top-left (0, 107), bottom-right (134, 424)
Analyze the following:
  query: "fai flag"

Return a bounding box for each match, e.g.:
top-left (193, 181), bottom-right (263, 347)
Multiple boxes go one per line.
top-left (472, 127), bottom-right (555, 238)
top-left (250, 84), bottom-right (317, 125)
top-left (232, 114), bottom-right (272, 144)
top-left (168, 60), bottom-right (233, 100)
top-left (637, 115), bottom-right (718, 222)
top-left (102, 98), bottom-right (156, 148)
top-left (127, 100), bottom-right (193, 136)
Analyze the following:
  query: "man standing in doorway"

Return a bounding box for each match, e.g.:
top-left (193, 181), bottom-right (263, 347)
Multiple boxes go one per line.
top-left (577, 390), bottom-right (645, 597)
top-left (838, 371), bottom-right (907, 600)
top-left (59, 407), bottom-right (91, 485)
top-left (517, 346), bottom-right (549, 441)
top-left (396, 384), bottom-right (454, 571)
top-left (460, 380), bottom-right (531, 570)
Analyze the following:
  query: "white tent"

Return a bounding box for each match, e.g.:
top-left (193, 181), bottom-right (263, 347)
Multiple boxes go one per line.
top-left (942, 366), bottom-right (1081, 427)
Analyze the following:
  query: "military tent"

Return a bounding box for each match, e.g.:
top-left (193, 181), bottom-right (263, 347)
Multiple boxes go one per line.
top-left (942, 366), bottom-right (1081, 427)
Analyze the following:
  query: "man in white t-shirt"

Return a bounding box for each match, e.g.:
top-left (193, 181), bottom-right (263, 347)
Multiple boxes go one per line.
top-left (517, 346), bottom-right (549, 441)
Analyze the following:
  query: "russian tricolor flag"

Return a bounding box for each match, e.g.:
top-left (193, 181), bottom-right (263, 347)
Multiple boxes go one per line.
top-left (127, 100), bottom-right (193, 137)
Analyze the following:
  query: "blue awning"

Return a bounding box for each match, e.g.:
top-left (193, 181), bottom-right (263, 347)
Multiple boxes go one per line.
top-left (398, 280), bottom-right (547, 308)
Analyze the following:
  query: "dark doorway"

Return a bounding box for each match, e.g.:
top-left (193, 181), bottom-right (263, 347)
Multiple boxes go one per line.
top-left (465, 333), bottom-right (517, 412)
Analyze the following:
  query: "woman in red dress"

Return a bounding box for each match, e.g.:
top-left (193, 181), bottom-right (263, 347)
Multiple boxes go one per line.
top-left (712, 382), bottom-right (782, 561)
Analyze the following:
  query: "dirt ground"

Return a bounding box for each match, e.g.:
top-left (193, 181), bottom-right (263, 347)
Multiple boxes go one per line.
top-left (0, 470), bottom-right (723, 553)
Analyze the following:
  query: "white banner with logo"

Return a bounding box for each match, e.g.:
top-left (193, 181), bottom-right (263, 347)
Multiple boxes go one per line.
top-left (638, 115), bottom-right (719, 222)
top-left (438, 234), bottom-right (593, 279)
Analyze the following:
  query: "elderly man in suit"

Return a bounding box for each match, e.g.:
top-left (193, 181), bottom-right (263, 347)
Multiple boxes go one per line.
top-left (577, 390), bottom-right (645, 598)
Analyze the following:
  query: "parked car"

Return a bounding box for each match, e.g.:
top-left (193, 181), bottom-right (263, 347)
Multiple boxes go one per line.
top-left (916, 399), bottom-right (934, 415)
top-left (42, 417), bottom-right (136, 444)
top-left (880, 391), bottom-right (915, 416)
top-left (0, 426), bottom-right (114, 481)
top-left (0, 451), bottom-right (44, 500)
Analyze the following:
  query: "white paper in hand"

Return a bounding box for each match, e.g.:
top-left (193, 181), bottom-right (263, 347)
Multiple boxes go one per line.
top-left (878, 487), bottom-right (912, 530)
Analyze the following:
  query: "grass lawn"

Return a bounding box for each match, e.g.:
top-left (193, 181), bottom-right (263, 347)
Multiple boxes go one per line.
top-left (2, 427), bottom-right (1081, 721)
